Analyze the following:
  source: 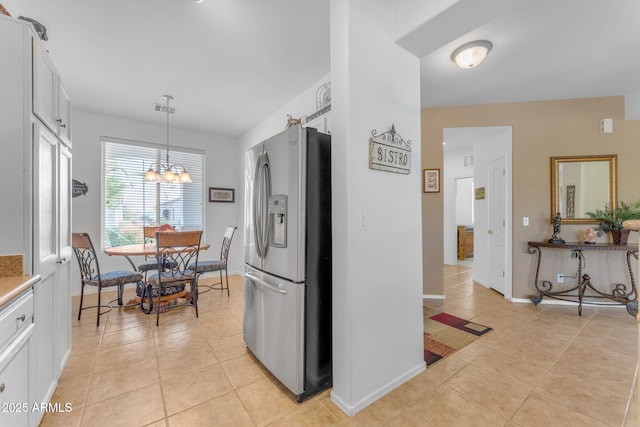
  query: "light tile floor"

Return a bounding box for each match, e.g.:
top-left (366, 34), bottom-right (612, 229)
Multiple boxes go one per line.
top-left (41, 266), bottom-right (637, 426)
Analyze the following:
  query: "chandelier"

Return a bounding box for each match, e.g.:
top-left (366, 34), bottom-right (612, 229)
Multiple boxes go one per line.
top-left (144, 95), bottom-right (192, 184)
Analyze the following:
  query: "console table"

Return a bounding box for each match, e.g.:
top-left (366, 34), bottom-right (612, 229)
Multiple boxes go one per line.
top-left (527, 241), bottom-right (638, 316)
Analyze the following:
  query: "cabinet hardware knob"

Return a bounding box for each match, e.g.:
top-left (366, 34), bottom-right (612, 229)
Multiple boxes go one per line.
top-left (17, 314), bottom-right (26, 322)
top-left (56, 257), bottom-right (66, 264)
top-left (56, 118), bottom-right (66, 128)
top-left (0, 384), bottom-right (4, 393)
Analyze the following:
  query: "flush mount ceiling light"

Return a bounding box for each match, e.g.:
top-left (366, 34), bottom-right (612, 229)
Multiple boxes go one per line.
top-left (193, 0), bottom-right (204, 3)
top-left (451, 40), bottom-right (493, 69)
top-left (144, 95), bottom-right (192, 184)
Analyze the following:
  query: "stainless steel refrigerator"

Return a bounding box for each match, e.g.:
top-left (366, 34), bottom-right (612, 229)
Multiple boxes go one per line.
top-left (243, 124), bottom-right (331, 402)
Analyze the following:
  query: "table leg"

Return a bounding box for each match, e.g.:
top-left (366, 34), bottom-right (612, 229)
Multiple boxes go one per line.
top-left (123, 255), bottom-right (138, 271)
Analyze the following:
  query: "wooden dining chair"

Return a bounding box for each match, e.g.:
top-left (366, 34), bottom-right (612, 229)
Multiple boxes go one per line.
top-left (140, 230), bottom-right (203, 326)
top-left (136, 226), bottom-right (160, 275)
top-left (190, 226), bottom-right (236, 296)
top-left (72, 232), bottom-right (144, 326)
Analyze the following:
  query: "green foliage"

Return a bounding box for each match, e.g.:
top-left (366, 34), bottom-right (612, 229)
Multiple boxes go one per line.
top-left (586, 200), bottom-right (640, 236)
top-left (105, 163), bottom-right (126, 209)
top-left (105, 228), bottom-right (138, 248)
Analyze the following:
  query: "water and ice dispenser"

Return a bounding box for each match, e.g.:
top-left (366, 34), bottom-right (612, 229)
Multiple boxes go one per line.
top-left (268, 194), bottom-right (287, 247)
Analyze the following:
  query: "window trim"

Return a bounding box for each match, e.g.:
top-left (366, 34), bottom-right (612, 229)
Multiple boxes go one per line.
top-left (100, 136), bottom-right (205, 251)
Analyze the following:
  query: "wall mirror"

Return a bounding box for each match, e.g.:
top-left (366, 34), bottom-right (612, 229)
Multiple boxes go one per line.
top-left (550, 154), bottom-right (617, 224)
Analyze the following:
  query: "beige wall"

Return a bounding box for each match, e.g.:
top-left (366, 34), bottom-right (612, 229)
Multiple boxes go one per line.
top-left (422, 96), bottom-right (640, 299)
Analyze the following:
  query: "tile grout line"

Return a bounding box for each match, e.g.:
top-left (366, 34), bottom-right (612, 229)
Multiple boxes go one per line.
top-left (622, 362), bottom-right (638, 427)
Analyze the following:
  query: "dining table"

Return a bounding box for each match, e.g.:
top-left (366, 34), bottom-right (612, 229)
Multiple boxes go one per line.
top-left (104, 241), bottom-right (211, 310)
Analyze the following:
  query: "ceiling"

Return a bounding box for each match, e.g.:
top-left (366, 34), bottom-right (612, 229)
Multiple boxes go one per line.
top-left (2, 0), bottom-right (639, 138)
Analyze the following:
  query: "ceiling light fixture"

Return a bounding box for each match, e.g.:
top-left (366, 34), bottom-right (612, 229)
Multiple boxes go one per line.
top-left (451, 40), bottom-right (493, 69)
top-left (193, 0), bottom-right (204, 3)
top-left (144, 95), bottom-right (192, 184)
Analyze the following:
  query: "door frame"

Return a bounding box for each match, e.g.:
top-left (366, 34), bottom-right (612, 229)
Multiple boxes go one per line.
top-left (443, 126), bottom-right (513, 299)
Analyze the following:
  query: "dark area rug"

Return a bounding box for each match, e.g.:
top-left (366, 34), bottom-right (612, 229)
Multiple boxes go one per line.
top-left (423, 310), bottom-right (492, 366)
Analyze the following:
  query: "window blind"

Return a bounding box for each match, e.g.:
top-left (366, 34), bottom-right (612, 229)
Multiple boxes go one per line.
top-left (101, 138), bottom-right (205, 250)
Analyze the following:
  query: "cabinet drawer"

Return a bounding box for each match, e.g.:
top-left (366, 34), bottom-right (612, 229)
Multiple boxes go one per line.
top-left (0, 290), bottom-right (33, 353)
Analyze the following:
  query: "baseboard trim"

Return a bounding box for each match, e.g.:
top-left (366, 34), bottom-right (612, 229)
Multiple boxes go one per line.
top-left (511, 297), bottom-right (627, 309)
top-left (330, 361), bottom-right (426, 416)
top-left (423, 294), bottom-right (445, 300)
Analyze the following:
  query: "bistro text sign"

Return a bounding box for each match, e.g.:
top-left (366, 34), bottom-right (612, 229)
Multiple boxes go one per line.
top-left (369, 124), bottom-right (411, 175)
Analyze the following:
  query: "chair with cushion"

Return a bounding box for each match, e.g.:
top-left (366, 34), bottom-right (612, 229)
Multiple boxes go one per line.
top-left (190, 226), bottom-right (236, 297)
top-left (139, 230), bottom-right (203, 326)
top-left (72, 232), bottom-right (144, 326)
top-left (136, 226), bottom-right (160, 275)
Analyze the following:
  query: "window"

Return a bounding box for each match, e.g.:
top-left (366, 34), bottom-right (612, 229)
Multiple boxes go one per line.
top-left (101, 138), bottom-right (205, 250)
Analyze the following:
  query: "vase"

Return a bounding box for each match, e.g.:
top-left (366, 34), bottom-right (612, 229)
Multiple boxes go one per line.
top-left (611, 229), bottom-right (630, 245)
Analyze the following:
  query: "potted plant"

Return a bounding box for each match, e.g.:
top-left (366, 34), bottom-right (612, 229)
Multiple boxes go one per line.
top-left (586, 200), bottom-right (640, 244)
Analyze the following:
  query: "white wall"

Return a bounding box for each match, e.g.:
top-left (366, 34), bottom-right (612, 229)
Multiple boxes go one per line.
top-left (330, 0), bottom-right (425, 415)
top-left (443, 145), bottom-right (474, 265)
top-left (71, 110), bottom-right (240, 295)
top-left (456, 178), bottom-right (474, 226)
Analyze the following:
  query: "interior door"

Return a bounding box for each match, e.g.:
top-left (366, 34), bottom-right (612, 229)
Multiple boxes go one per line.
top-left (488, 156), bottom-right (506, 294)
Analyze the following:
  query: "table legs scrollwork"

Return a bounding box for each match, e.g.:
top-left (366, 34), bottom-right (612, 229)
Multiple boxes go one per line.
top-left (527, 244), bottom-right (638, 317)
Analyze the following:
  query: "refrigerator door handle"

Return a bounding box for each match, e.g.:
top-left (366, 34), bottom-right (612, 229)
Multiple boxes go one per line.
top-left (253, 152), bottom-right (271, 259)
top-left (252, 154), bottom-right (263, 258)
top-left (245, 272), bottom-right (288, 294)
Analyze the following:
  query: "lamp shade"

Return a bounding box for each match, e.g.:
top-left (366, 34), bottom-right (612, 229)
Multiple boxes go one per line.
top-left (451, 40), bottom-right (492, 69)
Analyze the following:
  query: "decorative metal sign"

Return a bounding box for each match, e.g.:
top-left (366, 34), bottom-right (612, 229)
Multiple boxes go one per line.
top-left (72, 179), bottom-right (88, 197)
top-left (369, 124), bottom-right (411, 174)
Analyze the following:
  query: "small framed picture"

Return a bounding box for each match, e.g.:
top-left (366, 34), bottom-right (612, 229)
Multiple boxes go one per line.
top-left (209, 187), bottom-right (235, 203)
top-left (423, 169), bottom-right (440, 193)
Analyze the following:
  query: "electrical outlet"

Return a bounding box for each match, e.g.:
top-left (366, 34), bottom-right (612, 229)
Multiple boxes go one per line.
top-left (557, 274), bottom-right (564, 283)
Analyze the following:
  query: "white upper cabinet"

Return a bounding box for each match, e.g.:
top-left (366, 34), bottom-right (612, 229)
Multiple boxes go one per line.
top-left (33, 44), bottom-right (57, 133)
top-left (32, 38), bottom-right (72, 146)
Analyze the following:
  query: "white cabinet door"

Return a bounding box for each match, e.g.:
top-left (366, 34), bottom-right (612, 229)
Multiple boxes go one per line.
top-left (33, 44), bottom-right (57, 133)
top-left (30, 123), bottom-right (60, 422)
top-left (54, 144), bottom-right (72, 376)
top-left (57, 80), bottom-right (72, 146)
top-left (33, 124), bottom-right (59, 280)
top-left (30, 277), bottom-right (54, 427)
top-left (0, 339), bottom-right (31, 427)
top-left (33, 40), bottom-right (72, 145)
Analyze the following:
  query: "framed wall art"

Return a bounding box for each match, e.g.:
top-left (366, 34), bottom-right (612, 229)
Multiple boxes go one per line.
top-left (423, 169), bottom-right (440, 193)
top-left (209, 187), bottom-right (235, 203)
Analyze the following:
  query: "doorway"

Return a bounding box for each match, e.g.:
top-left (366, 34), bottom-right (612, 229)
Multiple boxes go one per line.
top-left (443, 126), bottom-right (513, 298)
top-left (455, 177), bottom-right (474, 268)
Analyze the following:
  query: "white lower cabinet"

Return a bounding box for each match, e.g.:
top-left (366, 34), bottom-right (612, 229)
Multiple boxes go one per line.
top-left (0, 289), bottom-right (35, 427)
top-left (30, 278), bottom-right (55, 427)
top-left (0, 342), bottom-right (31, 427)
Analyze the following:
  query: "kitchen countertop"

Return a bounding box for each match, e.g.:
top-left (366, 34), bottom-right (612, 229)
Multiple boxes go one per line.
top-left (0, 275), bottom-right (40, 308)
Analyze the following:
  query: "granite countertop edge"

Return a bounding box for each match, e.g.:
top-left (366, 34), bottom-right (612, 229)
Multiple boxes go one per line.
top-left (0, 275), bottom-right (41, 308)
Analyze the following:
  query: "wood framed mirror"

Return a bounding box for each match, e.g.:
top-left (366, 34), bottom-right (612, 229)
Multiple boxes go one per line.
top-left (550, 154), bottom-right (617, 224)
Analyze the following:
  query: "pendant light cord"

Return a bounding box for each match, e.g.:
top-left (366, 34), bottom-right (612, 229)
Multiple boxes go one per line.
top-left (164, 95), bottom-right (172, 166)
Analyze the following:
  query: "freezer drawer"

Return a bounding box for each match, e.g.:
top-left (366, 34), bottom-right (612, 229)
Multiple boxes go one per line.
top-left (243, 265), bottom-right (304, 395)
